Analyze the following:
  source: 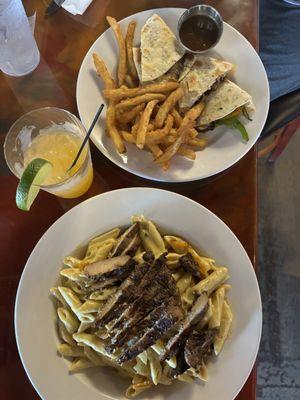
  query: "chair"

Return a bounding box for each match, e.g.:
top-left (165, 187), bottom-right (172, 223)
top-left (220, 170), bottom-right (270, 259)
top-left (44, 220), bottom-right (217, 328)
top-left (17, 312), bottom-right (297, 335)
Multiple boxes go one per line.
top-left (258, 88), bottom-right (300, 162)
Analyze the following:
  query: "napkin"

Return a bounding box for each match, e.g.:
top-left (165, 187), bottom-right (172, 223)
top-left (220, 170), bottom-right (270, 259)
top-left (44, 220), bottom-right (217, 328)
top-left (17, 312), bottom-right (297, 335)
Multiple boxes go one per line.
top-left (62, 0), bottom-right (94, 15)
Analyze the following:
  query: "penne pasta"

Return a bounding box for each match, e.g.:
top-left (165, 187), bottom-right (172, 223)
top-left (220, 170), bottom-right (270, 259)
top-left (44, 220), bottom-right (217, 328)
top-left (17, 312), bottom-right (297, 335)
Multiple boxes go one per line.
top-left (57, 343), bottom-right (85, 357)
top-left (164, 235), bottom-right (189, 254)
top-left (78, 300), bottom-right (102, 314)
top-left (213, 300), bottom-right (233, 355)
top-left (132, 215), bottom-right (166, 257)
top-left (147, 348), bottom-right (162, 385)
top-left (60, 268), bottom-right (85, 282)
top-left (63, 256), bottom-right (84, 269)
top-left (209, 286), bottom-right (226, 328)
top-left (84, 346), bottom-right (105, 365)
top-left (192, 267), bottom-right (229, 295)
top-left (73, 333), bottom-right (108, 357)
top-left (57, 307), bottom-right (80, 334)
top-left (89, 287), bottom-right (117, 301)
top-left (50, 287), bottom-right (68, 307)
top-left (58, 287), bottom-right (94, 322)
top-left (69, 357), bottom-right (95, 372)
top-left (58, 321), bottom-right (76, 345)
top-left (134, 357), bottom-right (150, 377)
top-left (137, 351), bottom-right (148, 365)
top-left (78, 321), bottom-right (94, 333)
top-left (126, 378), bottom-right (153, 398)
top-left (176, 272), bottom-right (193, 295)
top-left (53, 214), bottom-right (233, 396)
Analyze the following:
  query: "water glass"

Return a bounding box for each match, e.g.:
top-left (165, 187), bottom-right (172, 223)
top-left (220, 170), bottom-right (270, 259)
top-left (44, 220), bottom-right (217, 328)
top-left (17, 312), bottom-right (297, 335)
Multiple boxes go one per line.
top-left (0, 0), bottom-right (40, 76)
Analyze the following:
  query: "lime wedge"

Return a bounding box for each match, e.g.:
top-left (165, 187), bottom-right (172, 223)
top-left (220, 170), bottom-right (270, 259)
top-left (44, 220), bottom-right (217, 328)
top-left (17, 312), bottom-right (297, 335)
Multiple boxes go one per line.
top-left (16, 158), bottom-right (52, 211)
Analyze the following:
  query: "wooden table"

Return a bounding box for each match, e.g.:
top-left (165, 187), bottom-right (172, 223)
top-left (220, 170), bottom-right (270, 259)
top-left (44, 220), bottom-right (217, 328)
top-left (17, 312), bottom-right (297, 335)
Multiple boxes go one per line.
top-left (0, 1), bottom-right (258, 399)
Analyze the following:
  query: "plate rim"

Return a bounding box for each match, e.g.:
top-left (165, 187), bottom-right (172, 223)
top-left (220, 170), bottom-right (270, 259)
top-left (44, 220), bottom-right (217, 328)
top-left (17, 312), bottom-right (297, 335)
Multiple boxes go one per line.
top-left (76, 7), bottom-right (270, 183)
top-left (14, 187), bottom-right (262, 400)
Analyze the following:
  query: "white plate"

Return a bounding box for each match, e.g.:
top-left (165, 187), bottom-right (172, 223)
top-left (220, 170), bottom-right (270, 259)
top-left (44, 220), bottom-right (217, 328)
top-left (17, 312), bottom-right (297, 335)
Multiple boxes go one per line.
top-left (15, 188), bottom-right (262, 400)
top-left (76, 8), bottom-right (269, 182)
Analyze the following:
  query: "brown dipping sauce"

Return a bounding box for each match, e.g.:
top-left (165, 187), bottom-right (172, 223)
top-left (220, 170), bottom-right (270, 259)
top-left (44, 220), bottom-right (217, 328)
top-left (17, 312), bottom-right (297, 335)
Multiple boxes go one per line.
top-left (179, 15), bottom-right (219, 52)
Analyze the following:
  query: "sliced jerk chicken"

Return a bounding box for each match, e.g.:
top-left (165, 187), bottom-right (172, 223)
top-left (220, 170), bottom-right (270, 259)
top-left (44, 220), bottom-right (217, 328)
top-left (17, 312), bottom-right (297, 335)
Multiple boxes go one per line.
top-left (179, 253), bottom-right (202, 280)
top-left (84, 255), bottom-right (136, 288)
top-left (94, 260), bottom-right (151, 327)
top-left (160, 292), bottom-right (208, 362)
top-left (184, 328), bottom-right (217, 371)
top-left (111, 222), bottom-right (141, 257)
top-left (96, 253), bottom-right (184, 364)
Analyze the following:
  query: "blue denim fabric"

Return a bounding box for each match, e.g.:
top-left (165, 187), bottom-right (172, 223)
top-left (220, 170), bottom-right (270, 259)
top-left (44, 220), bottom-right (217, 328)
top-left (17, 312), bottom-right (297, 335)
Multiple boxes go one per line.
top-left (259, 0), bottom-right (300, 100)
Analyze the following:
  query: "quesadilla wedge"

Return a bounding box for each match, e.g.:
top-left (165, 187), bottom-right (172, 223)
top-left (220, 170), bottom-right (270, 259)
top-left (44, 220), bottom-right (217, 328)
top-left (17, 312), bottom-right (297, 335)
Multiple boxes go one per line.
top-left (179, 57), bottom-right (234, 111)
top-left (134, 47), bottom-right (185, 84)
top-left (197, 79), bottom-right (255, 141)
top-left (140, 14), bottom-right (185, 82)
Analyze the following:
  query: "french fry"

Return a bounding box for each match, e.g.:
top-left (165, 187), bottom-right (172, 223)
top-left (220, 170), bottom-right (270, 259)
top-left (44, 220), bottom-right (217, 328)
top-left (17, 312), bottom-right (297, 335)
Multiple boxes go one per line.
top-left (106, 102), bottom-right (126, 153)
top-left (131, 114), bottom-right (141, 137)
top-left (120, 131), bottom-right (136, 144)
top-left (125, 74), bottom-right (137, 88)
top-left (125, 21), bottom-right (138, 79)
top-left (92, 53), bottom-right (116, 89)
top-left (162, 161), bottom-right (170, 171)
top-left (136, 100), bottom-right (159, 149)
top-left (145, 114), bottom-right (174, 144)
top-left (155, 121), bottom-right (194, 164)
top-left (182, 101), bottom-right (205, 124)
top-left (188, 137), bottom-right (207, 149)
top-left (170, 108), bottom-right (182, 127)
top-left (189, 128), bottom-right (199, 138)
top-left (116, 93), bottom-right (166, 110)
top-left (106, 16), bottom-right (127, 86)
top-left (162, 135), bottom-right (177, 145)
top-left (178, 145), bottom-right (196, 160)
top-left (147, 144), bottom-right (163, 158)
top-left (103, 82), bottom-right (179, 101)
top-left (154, 87), bottom-right (184, 128)
top-left (170, 109), bottom-right (199, 138)
top-left (116, 103), bottom-right (145, 124)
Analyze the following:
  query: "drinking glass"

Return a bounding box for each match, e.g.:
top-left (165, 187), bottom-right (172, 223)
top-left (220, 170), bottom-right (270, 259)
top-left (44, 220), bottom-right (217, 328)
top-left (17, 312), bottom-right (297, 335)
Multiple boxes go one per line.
top-left (0, 0), bottom-right (40, 76)
top-left (282, 0), bottom-right (300, 5)
top-left (4, 107), bottom-right (94, 198)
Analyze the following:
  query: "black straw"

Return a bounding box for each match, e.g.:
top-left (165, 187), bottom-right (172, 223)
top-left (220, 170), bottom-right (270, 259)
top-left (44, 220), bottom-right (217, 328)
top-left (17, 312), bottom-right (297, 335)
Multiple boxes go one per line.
top-left (67, 104), bottom-right (104, 173)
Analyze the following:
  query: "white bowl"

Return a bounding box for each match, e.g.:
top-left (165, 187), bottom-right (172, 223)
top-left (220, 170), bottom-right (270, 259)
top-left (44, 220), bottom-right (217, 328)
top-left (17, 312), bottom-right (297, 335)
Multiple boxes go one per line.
top-left (77, 8), bottom-right (269, 182)
top-left (15, 188), bottom-right (262, 400)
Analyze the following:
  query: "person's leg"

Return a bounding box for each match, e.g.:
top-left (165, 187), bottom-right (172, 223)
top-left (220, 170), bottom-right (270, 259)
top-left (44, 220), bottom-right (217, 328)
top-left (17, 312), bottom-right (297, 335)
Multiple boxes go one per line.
top-left (259, 0), bottom-right (300, 101)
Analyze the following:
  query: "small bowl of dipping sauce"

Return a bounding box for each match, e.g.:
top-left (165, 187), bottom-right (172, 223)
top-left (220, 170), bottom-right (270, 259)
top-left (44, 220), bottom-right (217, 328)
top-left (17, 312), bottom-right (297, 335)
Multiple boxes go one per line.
top-left (178, 5), bottom-right (223, 53)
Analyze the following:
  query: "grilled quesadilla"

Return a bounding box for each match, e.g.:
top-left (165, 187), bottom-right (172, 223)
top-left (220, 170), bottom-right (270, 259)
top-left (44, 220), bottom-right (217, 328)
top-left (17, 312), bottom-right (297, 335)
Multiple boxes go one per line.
top-left (134, 47), bottom-right (186, 84)
top-left (197, 79), bottom-right (255, 141)
top-left (179, 56), bottom-right (234, 111)
top-left (140, 14), bottom-right (185, 82)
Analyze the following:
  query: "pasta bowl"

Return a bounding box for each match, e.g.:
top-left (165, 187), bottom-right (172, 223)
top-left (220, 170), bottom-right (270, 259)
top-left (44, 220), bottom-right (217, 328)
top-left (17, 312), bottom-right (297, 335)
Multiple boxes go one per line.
top-left (15, 188), bottom-right (262, 400)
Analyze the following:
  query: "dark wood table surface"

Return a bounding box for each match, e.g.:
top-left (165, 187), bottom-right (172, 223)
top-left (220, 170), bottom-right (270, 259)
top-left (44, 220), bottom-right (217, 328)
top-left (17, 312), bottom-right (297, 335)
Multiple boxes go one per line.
top-left (0, 0), bottom-right (258, 399)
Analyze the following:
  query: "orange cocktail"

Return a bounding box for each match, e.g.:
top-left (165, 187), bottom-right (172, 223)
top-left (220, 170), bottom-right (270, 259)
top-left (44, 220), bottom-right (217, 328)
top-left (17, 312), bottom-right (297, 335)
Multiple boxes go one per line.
top-left (4, 107), bottom-right (93, 199)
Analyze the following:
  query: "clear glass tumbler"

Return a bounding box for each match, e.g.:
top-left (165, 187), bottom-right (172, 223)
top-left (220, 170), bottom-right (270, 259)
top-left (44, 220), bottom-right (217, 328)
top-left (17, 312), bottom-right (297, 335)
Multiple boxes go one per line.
top-left (0, 0), bottom-right (40, 76)
top-left (4, 107), bottom-right (94, 198)
top-left (282, 0), bottom-right (300, 5)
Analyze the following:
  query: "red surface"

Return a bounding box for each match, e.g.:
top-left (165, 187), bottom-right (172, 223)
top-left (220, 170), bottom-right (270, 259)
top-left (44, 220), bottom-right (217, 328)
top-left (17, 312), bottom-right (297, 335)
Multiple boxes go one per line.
top-left (0, 1), bottom-right (258, 399)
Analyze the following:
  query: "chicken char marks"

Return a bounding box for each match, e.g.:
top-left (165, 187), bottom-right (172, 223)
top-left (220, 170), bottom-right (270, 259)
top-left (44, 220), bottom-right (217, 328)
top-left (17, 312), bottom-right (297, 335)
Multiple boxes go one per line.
top-left (184, 328), bottom-right (217, 371)
top-left (108, 257), bottom-right (179, 350)
top-left (160, 292), bottom-right (208, 362)
top-left (117, 298), bottom-right (183, 364)
top-left (107, 254), bottom-right (168, 334)
top-left (102, 253), bottom-right (183, 364)
top-left (111, 223), bottom-right (141, 257)
top-left (94, 260), bottom-right (151, 327)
